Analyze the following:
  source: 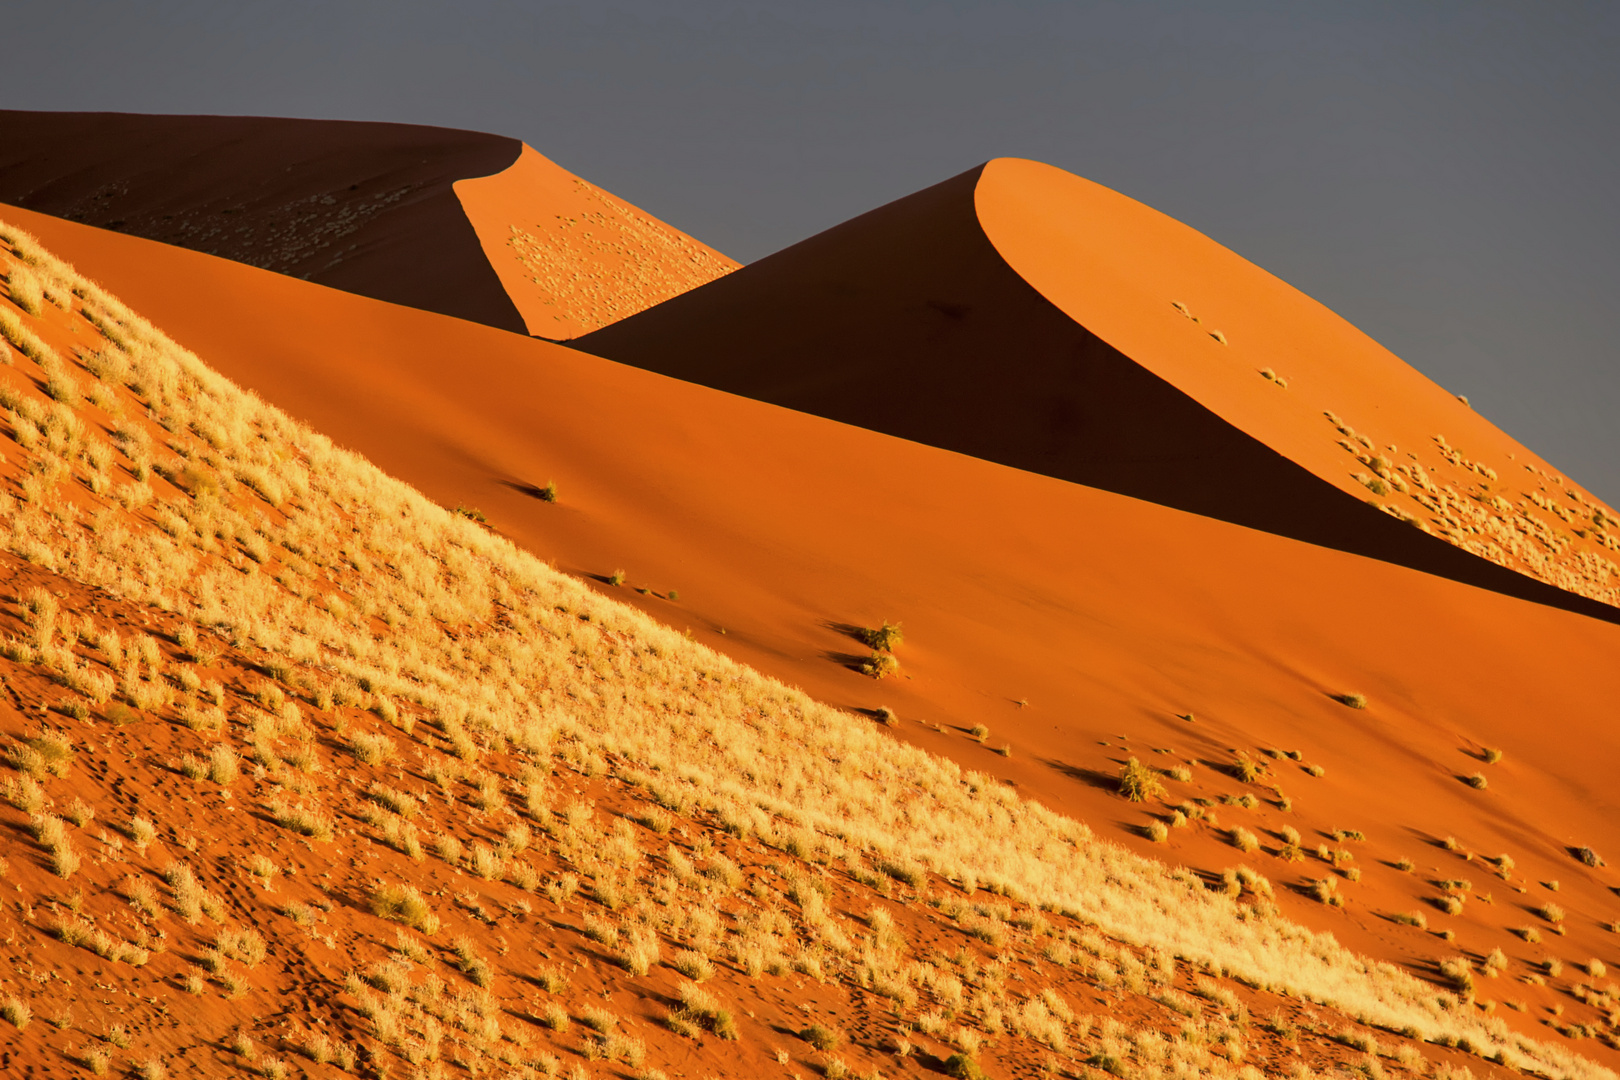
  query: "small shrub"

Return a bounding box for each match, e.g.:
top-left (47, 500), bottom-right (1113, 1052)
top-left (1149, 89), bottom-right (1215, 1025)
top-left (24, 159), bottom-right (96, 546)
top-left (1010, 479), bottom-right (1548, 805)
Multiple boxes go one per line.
top-left (208, 745), bottom-right (238, 785)
top-left (218, 927), bottom-right (268, 966)
top-left (1, 998), bottom-right (30, 1029)
top-left (1482, 747), bottom-right (1504, 764)
top-left (348, 731), bottom-right (395, 766)
top-left (802, 1023), bottom-right (842, 1051)
top-left (1392, 911), bottom-right (1427, 929)
top-left (129, 815), bottom-right (158, 854)
top-left (859, 652), bottom-right (899, 679)
top-left (6, 265), bottom-right (44, 315)
top-left (371, 883), bottom-right (438, 933)
top-left (858, 622), bottom-right (903, 651)
top-left (267, 798), bottom-right (335, 842)
top-left (1464, 773), bottom-right (1487, 790)
top-left (1439, 956), bottom-right (1474, 995)
top-left (64, 796), bottom-right (95, 827)
top-left (1336, 692), bottom-right (1368, 709)
top-left (608, 569), bottom-right (626, 587)
top-left (1117, 758), bottom-right (1166, 802)
top-left (676, 984), bottom-right (737, 1039)
top-left (674, 949), bottom-right (714, 981)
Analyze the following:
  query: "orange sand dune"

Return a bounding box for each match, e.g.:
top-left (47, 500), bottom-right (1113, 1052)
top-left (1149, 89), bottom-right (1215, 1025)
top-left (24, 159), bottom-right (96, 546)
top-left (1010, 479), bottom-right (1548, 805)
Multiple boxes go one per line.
top-left (11, 206), bottom-right (1620, 1057)
top-left (578, 159), bottom-right (1620, 614)
top-left (456, 144), bottom-right (738, 339)
top-left (0, 111), bottom-right (736, 338)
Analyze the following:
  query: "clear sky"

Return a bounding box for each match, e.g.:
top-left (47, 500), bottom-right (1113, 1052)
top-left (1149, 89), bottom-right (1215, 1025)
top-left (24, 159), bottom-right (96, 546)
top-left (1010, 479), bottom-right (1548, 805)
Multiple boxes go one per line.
top-left (7, 1), bottom-right (1618, 501)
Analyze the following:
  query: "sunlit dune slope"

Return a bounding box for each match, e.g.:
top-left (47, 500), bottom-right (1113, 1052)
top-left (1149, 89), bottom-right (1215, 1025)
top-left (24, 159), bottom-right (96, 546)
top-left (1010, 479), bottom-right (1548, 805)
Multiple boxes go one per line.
top-left (577, 159), bottom-right (1620, 614)
top-left (10, 223), bottom-right (1616, 1080)
top-left (456, 145), bottom-right (739, 339)
top-left (0, 111), bottom-right (736, 339)
top-left (12, 205), bottom-right (1620, 1061)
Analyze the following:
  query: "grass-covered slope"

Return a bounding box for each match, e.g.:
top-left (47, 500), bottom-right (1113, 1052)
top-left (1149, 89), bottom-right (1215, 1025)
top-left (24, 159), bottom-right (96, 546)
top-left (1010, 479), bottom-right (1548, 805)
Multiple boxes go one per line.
top-left (0, 221), bottom-right (1611, 1079)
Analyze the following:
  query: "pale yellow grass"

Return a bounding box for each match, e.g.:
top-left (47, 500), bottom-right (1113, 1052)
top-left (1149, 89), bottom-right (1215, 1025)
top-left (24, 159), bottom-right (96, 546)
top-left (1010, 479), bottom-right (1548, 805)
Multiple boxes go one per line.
top-left (0, 219), bottom-right (1604, 1079)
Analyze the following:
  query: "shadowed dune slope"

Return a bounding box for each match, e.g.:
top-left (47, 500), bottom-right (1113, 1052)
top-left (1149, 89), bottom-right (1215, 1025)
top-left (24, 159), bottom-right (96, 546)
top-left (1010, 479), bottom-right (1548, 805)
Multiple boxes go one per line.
top-left (0, 110), bottom-right (527, 330)
top-left (0, 111), bottom-right (737, 338)
top-left (578, 159), bottom-right (1620, 616)
top-left (11, 205), bottom-right (1620, 1047)
top-left (8, 220), bottom-right (1618, 1079)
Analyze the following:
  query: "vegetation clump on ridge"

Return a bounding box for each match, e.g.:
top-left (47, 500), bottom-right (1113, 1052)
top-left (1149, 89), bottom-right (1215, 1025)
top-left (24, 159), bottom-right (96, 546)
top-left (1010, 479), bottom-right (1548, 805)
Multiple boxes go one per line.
top-left (0, 219), bottom-right (1612, 1078)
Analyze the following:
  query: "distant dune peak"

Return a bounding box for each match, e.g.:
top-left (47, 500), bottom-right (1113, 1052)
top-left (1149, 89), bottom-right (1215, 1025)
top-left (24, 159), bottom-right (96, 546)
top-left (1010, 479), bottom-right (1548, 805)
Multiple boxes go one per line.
top-left (0, 111), bottom-right (736, 339)
top-left (454, 144), bottom-right (738, 339)
top-left (975, 157), bottom-right (1620, 609)
top-left (579, 156), bottom-right (1620, 616)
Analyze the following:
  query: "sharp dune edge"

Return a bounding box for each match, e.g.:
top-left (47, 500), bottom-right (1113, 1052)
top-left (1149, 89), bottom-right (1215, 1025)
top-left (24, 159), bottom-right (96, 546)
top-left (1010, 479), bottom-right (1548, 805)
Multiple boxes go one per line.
top-left (455, 145), bottom-right (739, 340)
top-left (0, 218), bottom-right (1605, 1080)
top-left (0, 111), bottom-right (737, 341)
top-left (0, 121), bottom-right (1618, 1080)
top-left (577, 159), bottom-right (1620, 619)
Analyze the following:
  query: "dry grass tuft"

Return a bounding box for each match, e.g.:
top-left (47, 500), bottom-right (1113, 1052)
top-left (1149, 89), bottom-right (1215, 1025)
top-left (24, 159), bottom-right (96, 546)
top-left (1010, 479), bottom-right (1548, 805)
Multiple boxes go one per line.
top-left (0, 220), bottom-right (1606, 1080)
top-left (859, 651), bottom-right (899, 679)
top-left (1, 998), bottom-right (30, 1029)
top-left (371, 883), bottom-right (440, 933)
top-left (1117, 758), bottom-right (1166, 802)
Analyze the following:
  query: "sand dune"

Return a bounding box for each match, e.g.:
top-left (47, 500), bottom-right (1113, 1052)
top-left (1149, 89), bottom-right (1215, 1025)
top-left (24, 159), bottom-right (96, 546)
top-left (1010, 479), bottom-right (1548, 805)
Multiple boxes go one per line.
top-left (456, 144), bottom-right (738, 339)
top-left (12, 204), bottom-right (1620, 1060)
top-left (7, 219), bottom-right (1610, 1077)
top-left (0, 111), bottom-right (736, 338)
top-left (578, 158), bottom-right (1620, 615)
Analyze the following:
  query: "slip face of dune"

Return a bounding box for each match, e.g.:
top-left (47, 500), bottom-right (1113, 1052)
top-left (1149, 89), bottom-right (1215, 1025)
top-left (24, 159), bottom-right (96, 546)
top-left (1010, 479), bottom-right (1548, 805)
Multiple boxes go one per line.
top-left (13, 219), bottom-right (1619, 1080)
top-left (974, 158), bottom-right (1620, 610)
top-left (15, 206), bottom-right (1620, 1073)
top-left (0, 109), bottom-right (528, 331)
top-left (0, 111), bottom-right (738, 342)
top-left (577, 159), bottom-right (1620, 616)
top-left (455, 144), bottom-right (739, 339)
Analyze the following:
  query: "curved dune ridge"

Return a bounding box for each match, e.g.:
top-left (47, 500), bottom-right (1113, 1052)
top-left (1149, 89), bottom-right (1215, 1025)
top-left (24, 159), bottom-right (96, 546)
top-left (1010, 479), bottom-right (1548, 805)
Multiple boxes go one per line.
top-left (3, 213), bottom-right (1620, 1080)
top-left (578, 158), bottom-right (1620, 616)
top-left (456, 144), bottom-right (739, 339)
top-left (10, 204), bottom-right (1620, 1072)
top-left (0, 110), bottom-right (736, 339)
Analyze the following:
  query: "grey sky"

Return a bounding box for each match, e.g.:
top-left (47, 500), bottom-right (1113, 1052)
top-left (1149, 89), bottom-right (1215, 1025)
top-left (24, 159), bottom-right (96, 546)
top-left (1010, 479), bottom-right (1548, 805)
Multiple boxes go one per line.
top-left (6, 1), bottom-right (1617, 501)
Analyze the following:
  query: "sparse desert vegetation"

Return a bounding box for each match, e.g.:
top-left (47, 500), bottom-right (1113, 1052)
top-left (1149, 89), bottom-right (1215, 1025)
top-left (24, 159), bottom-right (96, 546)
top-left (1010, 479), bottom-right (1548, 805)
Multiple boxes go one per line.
top-left (0, 217), bottom-right (1614, 1080)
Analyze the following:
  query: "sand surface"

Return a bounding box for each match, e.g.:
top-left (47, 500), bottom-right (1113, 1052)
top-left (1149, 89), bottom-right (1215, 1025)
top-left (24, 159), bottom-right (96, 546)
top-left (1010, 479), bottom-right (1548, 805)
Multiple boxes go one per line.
top-left (455, 144), bottom-right (738, 339)
top-left (579, 159), bottom-right (1620, 614)
top-left (11, 204), bottom-right (1620, 1058)
top-left (0, 111), bottom-right (736, 342)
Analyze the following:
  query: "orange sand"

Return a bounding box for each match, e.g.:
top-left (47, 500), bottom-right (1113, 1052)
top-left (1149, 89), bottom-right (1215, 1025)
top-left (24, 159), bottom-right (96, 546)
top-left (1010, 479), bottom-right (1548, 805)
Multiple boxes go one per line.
top-left (455, 145), bottom-right (738, 339)
top-left (9, 201), bottom-right (1620, 1058)
top-left (0, 111), bottom-right (736, 341)
top-left (580, 159), bottom-right (1620, 613)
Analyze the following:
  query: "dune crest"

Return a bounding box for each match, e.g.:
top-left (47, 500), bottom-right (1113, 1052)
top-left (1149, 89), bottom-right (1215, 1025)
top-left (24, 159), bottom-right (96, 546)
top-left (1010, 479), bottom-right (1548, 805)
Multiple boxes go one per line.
top-left (0, 111), bottom-right (735, 339)
top-left (456, 144), bottom-right (739, 339)
top-left (10, 215), bottom-right (1615, 1079)
top-left (579, 158), bottom-right (1620, 614)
